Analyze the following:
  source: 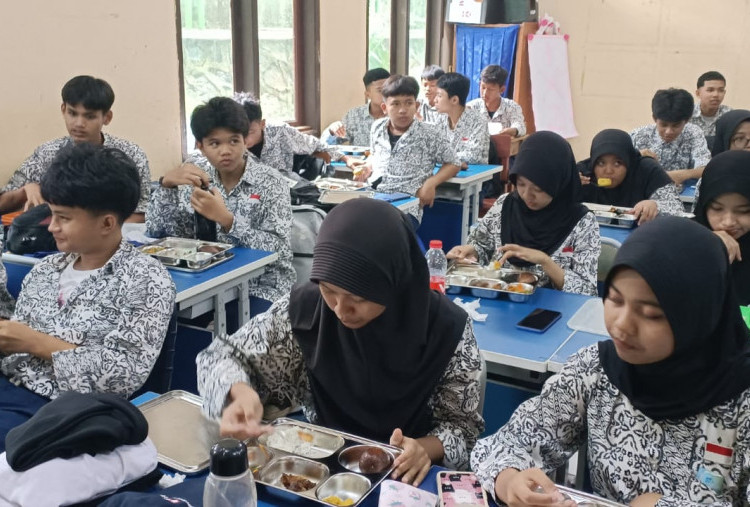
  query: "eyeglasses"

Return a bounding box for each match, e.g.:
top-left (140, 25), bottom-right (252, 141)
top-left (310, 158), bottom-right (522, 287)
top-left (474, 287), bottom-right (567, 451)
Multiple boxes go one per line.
top-left (730, 135), bottom-right (750, 149)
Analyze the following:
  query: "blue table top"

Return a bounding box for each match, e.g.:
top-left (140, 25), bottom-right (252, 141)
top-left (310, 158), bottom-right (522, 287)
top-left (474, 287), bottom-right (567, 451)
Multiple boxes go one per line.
top-left (548, 331), bottom-right (607, 371)
top-left (599, 224), bottom-right (632, 245)
top-left (169, 247), bottom-right (275, 294)
top-left (433, 163), bottom-right (501, 179)
top-left (681, 183), bottom-right (696, 200)
top-left (470, 288), bottom-right (592, 372)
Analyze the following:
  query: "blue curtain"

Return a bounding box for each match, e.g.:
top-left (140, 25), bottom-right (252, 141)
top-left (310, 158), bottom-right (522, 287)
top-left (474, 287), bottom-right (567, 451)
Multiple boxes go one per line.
top-left (455, 24), bottom-right (520, 101)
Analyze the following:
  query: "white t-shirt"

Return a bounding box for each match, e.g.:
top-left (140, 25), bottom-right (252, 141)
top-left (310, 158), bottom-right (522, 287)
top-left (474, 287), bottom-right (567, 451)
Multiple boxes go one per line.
top-left (58, 260), bottom-right (100, 306)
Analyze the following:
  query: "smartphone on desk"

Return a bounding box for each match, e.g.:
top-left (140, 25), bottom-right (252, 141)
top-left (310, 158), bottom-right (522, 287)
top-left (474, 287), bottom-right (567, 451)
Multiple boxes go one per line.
top-left (516, 308), bottom-right (562, 333)
top-left (437, 471), bottom-right (489, 507)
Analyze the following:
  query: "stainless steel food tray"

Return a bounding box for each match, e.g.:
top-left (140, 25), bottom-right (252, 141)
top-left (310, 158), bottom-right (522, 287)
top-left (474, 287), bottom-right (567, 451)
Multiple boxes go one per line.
top-left (446, 264), bottom-right (539, 302)
top-left (318, 190), bottom-right (375, 205)
top-left (252, 417), bottom-right (403, 506)
top-left (137, 390), bottom-right (217, 474)
top-left (314, 177), bottom-right (369, 191)
top-left (583, 203), bottom-right (637, 229)
top-left (139, 237), bottom-right (234, 272)
top-left (555, 485), bottom-right (627, 506)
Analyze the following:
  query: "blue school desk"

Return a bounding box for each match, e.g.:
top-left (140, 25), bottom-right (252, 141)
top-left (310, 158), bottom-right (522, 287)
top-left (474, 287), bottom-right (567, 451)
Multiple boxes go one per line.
top-left (1, 247), bottom-right (277, 337)
top-left (599, 224), bottom-right (632, 244)
top-left (680, 182), bottom-right (697, 204)
top-left (547, 331), bottom-right (607, 373)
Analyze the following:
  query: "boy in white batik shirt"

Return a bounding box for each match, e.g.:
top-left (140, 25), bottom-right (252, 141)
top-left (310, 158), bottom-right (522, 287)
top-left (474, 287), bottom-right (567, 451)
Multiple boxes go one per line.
top-left (321, 68), bottom-right (390, 146)
top-left (0, 75), bottom-right (151, 222)
top-left (466, 64), bottom-right (526, 137)
top-left (630, 88), bottom-right (711, 189)
top-left (147, 97), bottom-right (295, 312)
top-left (0, 143), bottom-right (175, 452)
top-left (416, 64), bottom-right (445, 124)
top-left (434, 72), bottom-right (490, 166)
top-left (233, 93), bottom-right (359, 177)
top-left (690, 71), bottom-right (732, 151)
top-left (352, 75), bottom-right (461, 226)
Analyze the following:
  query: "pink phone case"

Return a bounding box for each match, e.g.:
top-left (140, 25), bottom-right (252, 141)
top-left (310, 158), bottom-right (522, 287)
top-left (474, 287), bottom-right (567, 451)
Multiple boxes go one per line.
top-left (437, 471), bottom-right (489, 507)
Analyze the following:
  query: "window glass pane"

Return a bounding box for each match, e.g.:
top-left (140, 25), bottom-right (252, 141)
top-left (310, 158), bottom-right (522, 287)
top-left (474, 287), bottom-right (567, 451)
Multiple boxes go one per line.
top-left (408, 0), bottom-right (427, 80)
top-left (180, 0), bottom-right (233, 150)
top-left (368, 0), bottom-right (391, 70)
top-left (258, 0), bottom-right (295, 122)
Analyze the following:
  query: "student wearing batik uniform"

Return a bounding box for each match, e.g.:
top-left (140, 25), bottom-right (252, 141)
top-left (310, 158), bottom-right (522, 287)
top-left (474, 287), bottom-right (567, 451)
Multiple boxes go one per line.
top-left (690, 71), bottom-right (732, 150)
top-left (0, 250), bottom-right (15, 320)
top-left (447, 132), bottom-right (600, 296)
top-left (147, 97), bottom-right (294, 313)
top-left (466, 65), bottom-right (526, 137)
top-left (321, 68), bottom-right (389, 146)
top-left (433, 72), bottom-right (490, 166)
top-left (197, 199), bottom-right (484, 486)
top-left (695, 151), bottom-right (750, 306)
top-left (472, 217), bottom-right (750, 507)
top-left (352, 75), bottom-right (461, 225)
top-left (232, 93), bottom-right (358, 177)
top-left (630, 88), bottom-right (711, 189)
top-left (0, 75), bottom-right (151, 222)
top-left (577, 129), bottom-right (683, 222)
top-left (0, 144), bottom-right (176, 452)
top-left (416, 65), bottom-right (445, 124)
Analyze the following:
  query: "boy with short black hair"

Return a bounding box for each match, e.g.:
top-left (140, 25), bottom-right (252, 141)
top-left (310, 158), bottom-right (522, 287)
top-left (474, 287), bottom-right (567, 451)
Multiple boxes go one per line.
top-left (0, 143), bottom-right (175, 449)
top-left (232, 93), bottom-right (358, 177)
top-left (417, 64), bottom-right (446, 123)
top-left (0, 75), bottom-right (151, 221)
top-left (353, 75), bottom-right (461, 225)
top-left (322, 68), bottom-right (390, 146)
top-left (690, 71), bottom-right (732, 149)
top-left (434, 72), bottom-right (490, 165)
top-left (630, 88), bottom-right (711, 186)
top-left (147, 97), bottom-right (294, 309)
top-left (467, 64), bottom-right (526, 137)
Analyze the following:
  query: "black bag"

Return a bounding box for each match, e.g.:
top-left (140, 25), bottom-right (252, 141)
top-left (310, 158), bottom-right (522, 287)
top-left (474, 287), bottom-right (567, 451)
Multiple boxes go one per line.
top-left (6, 204), bottom-right (58, 254)
top-left (289, 179), bottom-right (322, 206)
top-left (292, 154), bottom-right (333, 180)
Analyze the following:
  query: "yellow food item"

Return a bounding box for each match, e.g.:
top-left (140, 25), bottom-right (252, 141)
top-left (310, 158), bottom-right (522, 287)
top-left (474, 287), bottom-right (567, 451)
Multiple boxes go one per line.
top-left (597, 178), bottom-right (612, 187)
top-left (297, 431), bottom-right (313, 443)
top-left (323, 496), bottom-right (354, 506)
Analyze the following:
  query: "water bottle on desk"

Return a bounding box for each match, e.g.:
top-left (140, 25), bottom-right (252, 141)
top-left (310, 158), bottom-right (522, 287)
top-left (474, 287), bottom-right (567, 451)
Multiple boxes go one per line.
top-left (426, 240), bottom-right (447, 294)
top-left (204, 438), bottom-right (257, 507)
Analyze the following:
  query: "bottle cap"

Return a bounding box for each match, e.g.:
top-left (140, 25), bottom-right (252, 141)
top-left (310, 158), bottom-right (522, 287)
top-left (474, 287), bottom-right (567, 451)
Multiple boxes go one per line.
top-left (209, 438), bottom-right (249, 477)
top-left (429, 240), bottom-right (443, 249)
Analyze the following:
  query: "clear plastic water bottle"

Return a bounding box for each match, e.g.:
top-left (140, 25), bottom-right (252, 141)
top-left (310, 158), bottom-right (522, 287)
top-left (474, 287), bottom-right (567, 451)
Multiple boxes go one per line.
top-left (426, 239), bottom-right (447, 294)
top-left (203, 438), bottom-right (257, 507)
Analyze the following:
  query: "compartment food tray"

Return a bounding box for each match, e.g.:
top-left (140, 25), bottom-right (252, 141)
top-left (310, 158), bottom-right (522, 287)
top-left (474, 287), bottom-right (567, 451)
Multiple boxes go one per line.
top-left (445, 264), bottom-right (539, 302)
top-left (583, 203), bottom-right (637, 229)
top-left (253, 417), bottom-right (402, 506)
top-left (314, 178), bottom-right (369, 192)
top-left (139, 237), bottom-right (234, 272)
top-left (555, 485), bottom-right (627, 506)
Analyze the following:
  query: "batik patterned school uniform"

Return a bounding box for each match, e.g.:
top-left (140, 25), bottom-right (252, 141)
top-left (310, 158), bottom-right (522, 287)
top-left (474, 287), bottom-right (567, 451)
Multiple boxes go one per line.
top-left (417, 100), bottom-right (443, 124)
top-left (1, 133), bottom-right (152, 214)
top-left (146, 155), bottom-right (294, 302)
top-left (342, 103), bottom-right (379, 147)
top-left (252, 123), bottom-right (345, 177)
top-left (369, 118), bottom-right (460, 222)
top-left (691, 103), bottom-right (732, 139)
top-left (437, 107), bottom-right (490, 165)
top-left (467, 97), bottom-right (526, 136)
top-left (630, 123), bottom-right (711, 172)
top-left (1, 241), bottom-right (175, 399)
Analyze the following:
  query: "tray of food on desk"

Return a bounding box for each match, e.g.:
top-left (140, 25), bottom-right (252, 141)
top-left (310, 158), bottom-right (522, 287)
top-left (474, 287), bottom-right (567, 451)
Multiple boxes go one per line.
top-left (250, 418), bottom-right (402, 506)
top-left (445, 262), bottom-right (539, 302)
top-left (139, 237), bottom-right (234, 272)
top-left (314, 178), bottom-right (369, 192)
top-left (319, 190), bottom-right (375, 205)
top-left (536, 485), bottom-right (627, 506)
top-left (583, 203), bottom-right (637, 229)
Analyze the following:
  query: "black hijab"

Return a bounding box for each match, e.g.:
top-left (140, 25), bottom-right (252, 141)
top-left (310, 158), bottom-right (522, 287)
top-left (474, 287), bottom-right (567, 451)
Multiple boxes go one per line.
top-left (501, 131), bottom-right (590, 266)
top-left (289, 198), bottom-right (468, 442)
top-left (712, 109), bottom-right (750, 156)
top-left (598, 216), bottom-right (750, 421)
top-left (576, 129), bottom-right (671, 207)
top-left (694, 150), bottom-right (750, 305)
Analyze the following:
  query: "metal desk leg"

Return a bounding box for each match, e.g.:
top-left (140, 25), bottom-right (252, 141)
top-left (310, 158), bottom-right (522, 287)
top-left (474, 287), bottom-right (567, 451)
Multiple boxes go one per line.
top-left (213, 291), bottom-right (227, 336)
top-left (460, 188), bottom-right (471, 244)
top-left (238, 280), bottom-right (250, 328)
top-left (469, 182), bottom-right (480, 228)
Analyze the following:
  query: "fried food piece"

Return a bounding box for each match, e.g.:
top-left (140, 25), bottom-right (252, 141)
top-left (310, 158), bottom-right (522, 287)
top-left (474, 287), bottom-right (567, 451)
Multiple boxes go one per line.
top-left (280, 473), bottom-right (316, 492)
top-left (358, 447), bottom-right (391, 474)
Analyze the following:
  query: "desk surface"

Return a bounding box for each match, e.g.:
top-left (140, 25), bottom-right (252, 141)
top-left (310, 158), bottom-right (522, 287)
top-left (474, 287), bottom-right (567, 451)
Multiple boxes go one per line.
top-left (435, 164), bottom-right (503, 185)
top-left (680, 180), bottom-right (697, 203)
top-left (599, 224), bottom-right (631, 245)
top-left (548, 331), bottom-right (606, 373)
top-left (472, 288), bottom-right (592, 373)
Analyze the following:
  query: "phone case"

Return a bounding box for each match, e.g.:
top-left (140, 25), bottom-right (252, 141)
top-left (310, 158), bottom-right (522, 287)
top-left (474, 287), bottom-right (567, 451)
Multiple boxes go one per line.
top-left (516, 309), bottom-right (562, 333)
top-left (437, 471), bottom-right (489, 507)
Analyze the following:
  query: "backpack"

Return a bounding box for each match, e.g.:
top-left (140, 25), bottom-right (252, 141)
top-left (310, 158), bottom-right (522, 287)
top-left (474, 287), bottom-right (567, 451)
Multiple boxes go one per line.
top-left (292, 154), bottom-right (334, 181)
top-left (290, 205), bottom-right (327, 284)
top-left (6, 204), bottom-right (57, 254)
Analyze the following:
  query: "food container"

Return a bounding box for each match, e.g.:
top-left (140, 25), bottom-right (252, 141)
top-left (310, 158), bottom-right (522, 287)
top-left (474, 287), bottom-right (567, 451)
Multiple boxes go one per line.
top-left (139, 237), bottom-right (234, 272)
top-left (315, 178), bottom-right (368, 192)
top-left (445, 274), bottom-right (469, 294)
top-left (469, 278), bottom-right (509, 299)
top-left (337, 445), bottom-right (393, 474)
top-left (259, 456), bottom-right (330, 497)
top-left (260, 423), bottom-right (345, 459)
top-left (501, 271), bottom-right (539, 286)
top-left (318, 190), bottom-right (375, 205)
top-left (506, 282), bottom-right (534, 302)
top-left (316, 473), bottom-right (372, 505)
top-left (247, 445), bottom-right (273, 478)
top-left (540, 485), bottom-right (627, 506)
top-left (249, 418), bottom-right (402, 506)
